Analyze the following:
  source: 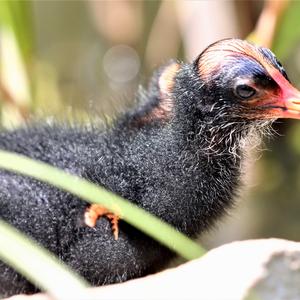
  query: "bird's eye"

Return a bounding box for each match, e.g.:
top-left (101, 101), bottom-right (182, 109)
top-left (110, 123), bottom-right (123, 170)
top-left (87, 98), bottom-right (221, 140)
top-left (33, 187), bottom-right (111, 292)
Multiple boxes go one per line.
top-left (234, 84), bottom-right (256, 99)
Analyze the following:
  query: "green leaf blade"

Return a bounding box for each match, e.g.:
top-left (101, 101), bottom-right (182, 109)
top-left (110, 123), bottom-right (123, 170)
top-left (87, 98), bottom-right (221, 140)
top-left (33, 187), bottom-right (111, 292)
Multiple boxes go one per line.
top-left (0, 150), bottom-right (205, 260)
top-left (0, 220), bottom-right (89, 300)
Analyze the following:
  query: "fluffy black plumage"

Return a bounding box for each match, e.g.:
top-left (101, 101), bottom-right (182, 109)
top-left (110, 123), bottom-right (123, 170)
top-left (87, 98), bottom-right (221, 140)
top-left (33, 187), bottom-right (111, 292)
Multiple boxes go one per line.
top-left (0, 39), bottom-right (296, 297)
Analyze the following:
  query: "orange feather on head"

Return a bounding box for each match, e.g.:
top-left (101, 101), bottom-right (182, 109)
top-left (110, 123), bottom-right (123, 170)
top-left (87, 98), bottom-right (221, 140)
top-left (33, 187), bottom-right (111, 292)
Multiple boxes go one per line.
top-left (197, 39), bottom-right (277, 82)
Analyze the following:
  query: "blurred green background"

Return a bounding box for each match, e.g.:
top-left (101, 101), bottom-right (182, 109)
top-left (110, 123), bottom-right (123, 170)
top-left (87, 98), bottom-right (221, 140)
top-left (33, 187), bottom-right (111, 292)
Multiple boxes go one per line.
top-left (0, 0), bottom-right (300, 250)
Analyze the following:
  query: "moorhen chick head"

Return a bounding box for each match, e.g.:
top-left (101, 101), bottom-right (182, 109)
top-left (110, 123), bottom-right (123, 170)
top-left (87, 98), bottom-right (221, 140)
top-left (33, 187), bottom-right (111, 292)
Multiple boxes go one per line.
top-left (193, 38), bottom-right (300, 123)
top-left (165, 38), bottom-right (300, 157)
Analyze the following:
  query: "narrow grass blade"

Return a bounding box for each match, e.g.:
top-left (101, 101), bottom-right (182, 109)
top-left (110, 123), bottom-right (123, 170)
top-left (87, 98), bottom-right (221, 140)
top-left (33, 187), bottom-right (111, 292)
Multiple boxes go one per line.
top-left (0, 150), bottom-right (205, 260)
top-left (0, 220), bottom-right (89, 300)
top-left (0, 0), bottom-right (34, 63)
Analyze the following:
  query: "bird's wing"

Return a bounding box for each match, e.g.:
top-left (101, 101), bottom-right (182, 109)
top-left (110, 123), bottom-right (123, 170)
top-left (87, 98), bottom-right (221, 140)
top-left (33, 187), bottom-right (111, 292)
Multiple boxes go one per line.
top-left (120, 61), bottom-right (180, 127)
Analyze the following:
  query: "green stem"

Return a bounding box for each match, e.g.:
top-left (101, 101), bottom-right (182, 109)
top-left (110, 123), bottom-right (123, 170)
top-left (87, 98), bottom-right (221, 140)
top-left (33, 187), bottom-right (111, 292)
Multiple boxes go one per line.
top-left (0, 150), bottom-right (205, 260)
top-left (0, 220), bottom-right (89, 300)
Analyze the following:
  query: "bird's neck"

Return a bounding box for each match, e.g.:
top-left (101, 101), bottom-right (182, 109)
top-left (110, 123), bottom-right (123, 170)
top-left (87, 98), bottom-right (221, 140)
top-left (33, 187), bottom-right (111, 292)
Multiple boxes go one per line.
top-left (170, 65), bottom-right (260, 161)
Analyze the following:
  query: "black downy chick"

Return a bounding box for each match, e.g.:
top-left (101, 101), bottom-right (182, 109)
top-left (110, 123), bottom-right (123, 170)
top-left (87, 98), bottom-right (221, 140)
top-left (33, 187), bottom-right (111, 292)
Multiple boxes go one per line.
top-left (1, 39), bottom-right (300, 297)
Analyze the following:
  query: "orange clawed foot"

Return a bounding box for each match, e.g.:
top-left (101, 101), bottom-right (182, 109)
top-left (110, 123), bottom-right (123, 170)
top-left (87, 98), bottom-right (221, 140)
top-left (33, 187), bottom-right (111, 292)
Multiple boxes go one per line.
top-left (84, 204), bottom-right (120, 240)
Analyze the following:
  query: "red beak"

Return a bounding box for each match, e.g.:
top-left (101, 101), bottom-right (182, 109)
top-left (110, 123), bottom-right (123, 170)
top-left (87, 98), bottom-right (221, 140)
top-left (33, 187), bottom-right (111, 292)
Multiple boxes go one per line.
top-left (272, 71), bottom-right (300, 120)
